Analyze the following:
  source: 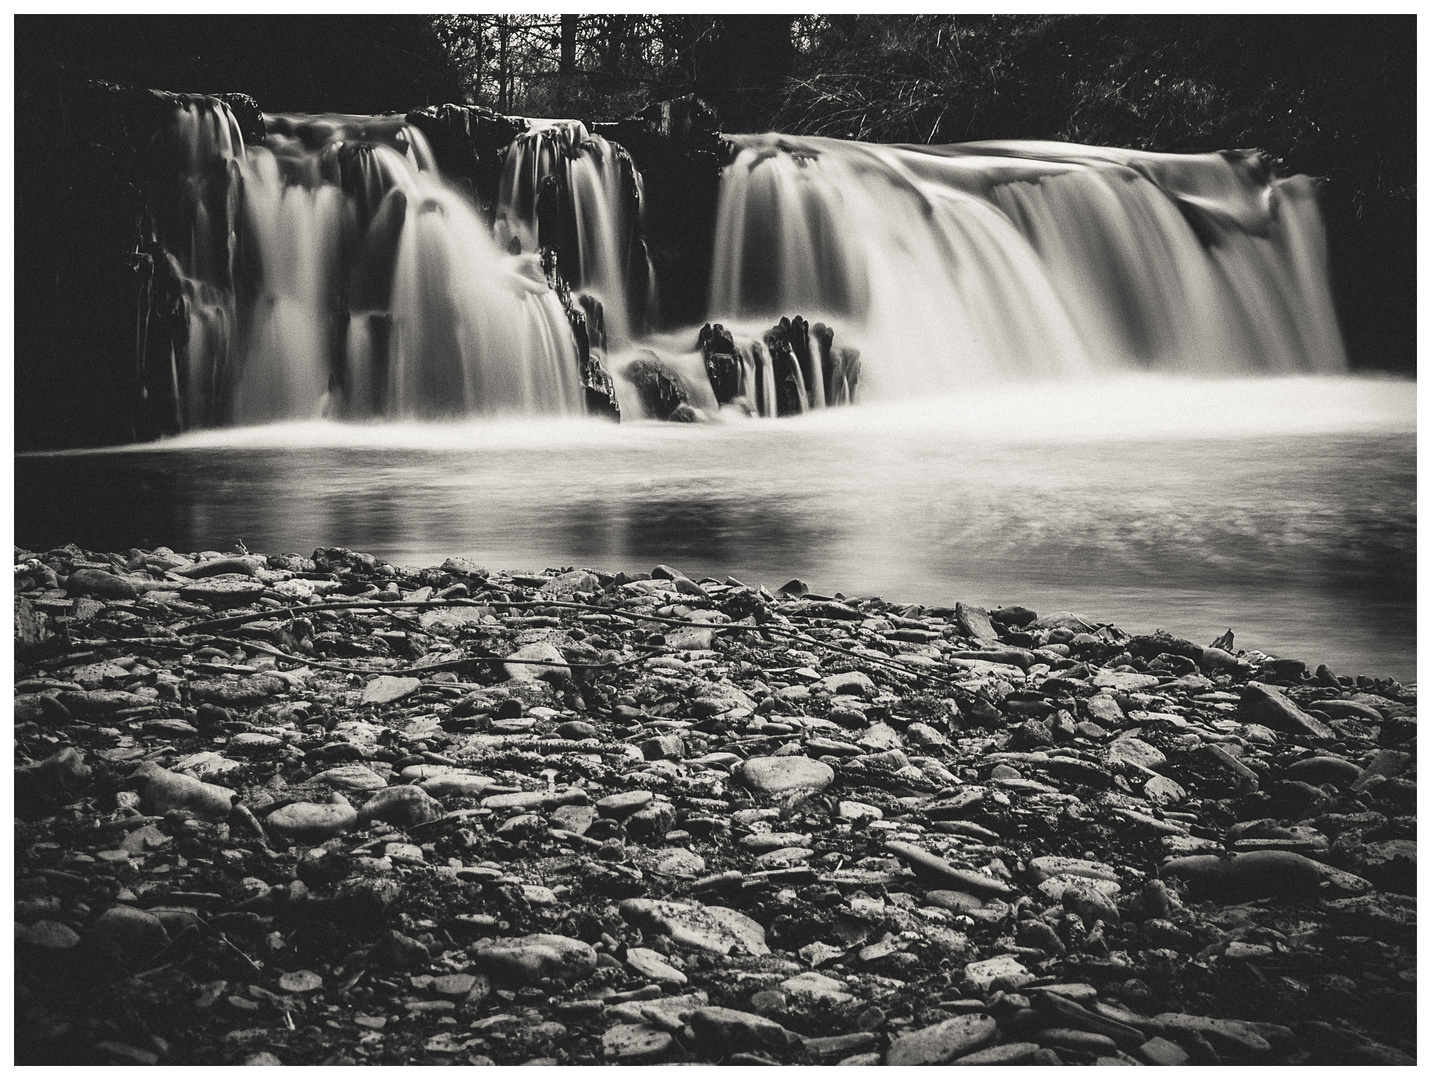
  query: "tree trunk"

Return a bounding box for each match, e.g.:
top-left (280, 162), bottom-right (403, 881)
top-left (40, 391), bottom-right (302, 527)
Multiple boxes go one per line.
top-left (559, 14), bottom-right (577, 108)
top-left (498, 15), bottom-right (509, 112)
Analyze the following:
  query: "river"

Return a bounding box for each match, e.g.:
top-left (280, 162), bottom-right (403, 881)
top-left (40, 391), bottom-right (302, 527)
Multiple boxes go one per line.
top-left (16, 373), bottom-right (1415, 682)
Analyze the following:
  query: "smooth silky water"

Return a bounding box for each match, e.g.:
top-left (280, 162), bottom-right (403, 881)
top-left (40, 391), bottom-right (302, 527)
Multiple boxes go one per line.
top-left (17, 375), bottom-right (1414, 681)
top-left (15, 101), bottom-right (1416, 681)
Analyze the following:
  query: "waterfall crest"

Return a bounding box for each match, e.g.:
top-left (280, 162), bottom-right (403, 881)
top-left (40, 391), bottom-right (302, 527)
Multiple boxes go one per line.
top-left (709, 135), bottom-right (1346, 397)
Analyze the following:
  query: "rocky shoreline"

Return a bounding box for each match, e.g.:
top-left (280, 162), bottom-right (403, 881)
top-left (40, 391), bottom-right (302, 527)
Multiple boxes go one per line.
top-left (14, 543), bottom-right (1417, 1065)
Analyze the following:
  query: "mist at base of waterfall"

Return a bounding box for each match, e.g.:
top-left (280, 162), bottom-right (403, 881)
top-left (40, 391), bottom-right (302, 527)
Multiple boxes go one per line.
top-left (17, 374), bottom-right (1415, 682)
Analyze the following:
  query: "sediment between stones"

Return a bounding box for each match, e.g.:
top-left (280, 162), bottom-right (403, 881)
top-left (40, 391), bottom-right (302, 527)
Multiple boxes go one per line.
top-left (13, 543), bottom-right (1417, 1065)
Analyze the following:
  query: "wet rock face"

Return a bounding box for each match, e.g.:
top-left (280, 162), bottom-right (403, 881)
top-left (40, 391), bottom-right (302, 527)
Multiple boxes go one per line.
top-left (625, 352), bottom-right (694, 421)
top-left (12, 542), bottom-right (1417, 1065)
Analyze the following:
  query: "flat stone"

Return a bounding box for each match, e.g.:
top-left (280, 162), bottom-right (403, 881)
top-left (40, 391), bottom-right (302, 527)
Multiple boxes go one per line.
top-left (951, 1041), bottom-right (1040, 1065)
top-left (1160, 850), bottom-right (1369, 902)
top-left (603, 1023), bottom-right (675, 1061)
top-left (963, 955), bottom-right (1032, 993)
top-left (819, 670), bottom-right (879, 697)
top-left (802, 1032), bottom-right (880, 1062)
top-left (954, 602), bottom-right (1000, 644)
top-left (418, 773), bottom-right (493, 800)
top-left (597, 790), bottom-right (654, 819)
top-left (781, 971), bottom-right (854, 1004)
top-left (605, 991), bottom-right (709, 1028)
top-left (1040, 1028), bottom-right (1118, 1054)
top-left (857, 722), bottom-right (904, 751)
top-left (66, 568), bottom-right (140, 600)
top-left (1320, 892), bottom-right (1416, 945)
top-left (177, 578), bottom-right (267, 606)
top-left (17, 919), bottom-right (81, 952)
top-left (1059, 880), bottom-right (1122, 925)
top-left (1239, 683), bottom-right (1334, 740)
top-left (433, 973), bottom-right (479, 997)
top-left (266, 798), bottom-right (358, 842)
top-left (1285, 755), bottom-right (1362, 786)
top-left (188, 676), bottom-right (287, 706)
top-left (134, 762), bottom-right (235, 820)
top-left (471, 934), bottom-right (597, 985)
top-left (1136, 1037), bottom-right (1190, 1066)
top-left (1107, 735), bottom-right (1167, 772)
top-left (278, 970), bottom-right (323, 993)
top-left (173, 751), bottom-right (244, 783)
top-left (625, 946), bottom-right (688, 986)
top-left (1142, 774), bottom-right (1186, 804)
top-left (619, 898), bottom-right (769, 957)
top-left (1028, 856), bottom-right (1121, 885)
top-left (837, 800), bottom-right (883, 822)
top-left (1153, 1013), bottom-right (1271, 1055)
top-left (654, 848), bottom-right (706, 878)
top-left (361, 675), bottom-right (422, 705)
top-left (549, 804), bottom-right (598, 835)
top-left (1092, 670), bottom-right (1161, 692)
top-left (886, 1014), bottom-right (998, 1066)
top-left (756, 847), bottom-right (814, 867)
top-left (228, 732), bottom-right (284, 756)
top-left (741, 831), bottom-right (811, 852)
top-left (740, 756), bottom-right (835, 796)
top-left (687, 1007), bottom-right (797, 1054)
top-left (504, 641), bottom-right (569, 684)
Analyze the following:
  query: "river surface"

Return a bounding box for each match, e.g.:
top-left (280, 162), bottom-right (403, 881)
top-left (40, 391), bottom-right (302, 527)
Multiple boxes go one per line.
top-left (16, 375), bottom-right (1416, 681)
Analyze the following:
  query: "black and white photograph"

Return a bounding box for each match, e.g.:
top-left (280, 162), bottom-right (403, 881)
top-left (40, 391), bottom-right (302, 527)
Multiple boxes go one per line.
top-left (12, 13), bottom-right (1416, 1066)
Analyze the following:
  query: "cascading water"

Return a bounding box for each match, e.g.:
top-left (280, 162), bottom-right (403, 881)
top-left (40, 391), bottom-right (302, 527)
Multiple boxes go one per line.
top-left (494, 119), bottom-right (653, 343)
top-left (160, 99), bottom-right (585, 429)
top-left (152, 96), bottom-right (1348, 432)
top-left (709, 135), bottom-right (1346, 399)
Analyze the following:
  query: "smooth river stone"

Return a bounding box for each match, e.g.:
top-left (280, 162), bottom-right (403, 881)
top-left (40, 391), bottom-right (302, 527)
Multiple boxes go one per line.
top-left (740, 756), bottom-right (834, 796)
top-left (1028, 856), bottom-right (1121, 885)
top-left (619, 898), bottom-right (770, 956)
top-left (360, 785), bottom-right (444, 826)
top-left (687, 1007), bottom-right (797, 1054)
top-left (1106, 734), bottom-right (1167, 772)
top-left (597, 790), bottom-right (654, 819)
top-left (1160, 850), bottom-right (1370, 902)
top-left (781, 971), bottom-right (854, 1005)
top-left (361, 675), bottom-right (422, 705)
top-left (603, 1023), bottom-right (675, 1062)
top-left (418, 773), bottom-right (494, 800)
top-left (884, 840), bottom-right (1013, 896)
top-left (886, 1014), bottom-right (998, 1066)
top-left (266, 797), bottom-right (359, 842)
top-left (313, 764), bottom-right (388, 793)
top-left (625, 946), bottom-right (688, 986)
top-left (471, 934), bottom-right (597, 985)
top-left (1239, 682), bottom-right (1334, 740)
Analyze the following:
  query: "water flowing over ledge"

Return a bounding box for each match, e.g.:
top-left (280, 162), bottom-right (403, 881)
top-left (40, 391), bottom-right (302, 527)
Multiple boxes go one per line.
top-left (711, 135), bottom-right (1345, 396)
top-left (141, 94), bottom-right (1348, 433)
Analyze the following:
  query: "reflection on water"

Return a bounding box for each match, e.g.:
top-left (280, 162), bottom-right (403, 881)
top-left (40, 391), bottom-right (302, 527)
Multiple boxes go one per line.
top-left (16, 376), bottom-right (1416, 680)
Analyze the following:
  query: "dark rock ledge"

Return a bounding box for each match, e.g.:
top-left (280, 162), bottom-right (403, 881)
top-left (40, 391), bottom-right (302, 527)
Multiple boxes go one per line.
top-left (14, 543), bottom-right (1416, 1065)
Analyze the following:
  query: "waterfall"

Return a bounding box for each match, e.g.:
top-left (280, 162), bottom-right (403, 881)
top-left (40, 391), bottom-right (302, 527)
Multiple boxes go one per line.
top-left (495, 119), bottom-right (652, 343)
top-left (709, 135), bottom-right (1346, 398)
top-left (161, 101), bottom-right (584, 428)
top-left (150, 97), bottom-right (1347, 432)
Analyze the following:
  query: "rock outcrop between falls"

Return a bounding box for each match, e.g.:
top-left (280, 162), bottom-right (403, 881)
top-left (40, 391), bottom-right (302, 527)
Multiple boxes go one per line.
top-left (14, 543), bottom-right (1417, 1065)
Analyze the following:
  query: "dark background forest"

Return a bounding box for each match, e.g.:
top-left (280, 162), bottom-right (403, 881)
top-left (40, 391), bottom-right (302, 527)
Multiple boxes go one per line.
top-left (16, 13), bottom-right (1416, 371)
